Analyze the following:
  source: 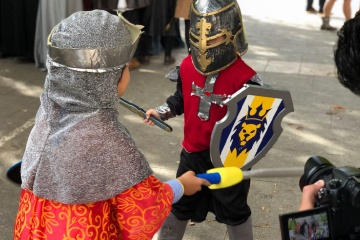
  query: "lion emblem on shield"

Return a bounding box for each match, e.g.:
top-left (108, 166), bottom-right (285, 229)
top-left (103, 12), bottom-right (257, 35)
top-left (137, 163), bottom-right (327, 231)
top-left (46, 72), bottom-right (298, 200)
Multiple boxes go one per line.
top-left (224, 104), bottom-right (271, 167)
top-left (210, 85), bottom-right (294, 170)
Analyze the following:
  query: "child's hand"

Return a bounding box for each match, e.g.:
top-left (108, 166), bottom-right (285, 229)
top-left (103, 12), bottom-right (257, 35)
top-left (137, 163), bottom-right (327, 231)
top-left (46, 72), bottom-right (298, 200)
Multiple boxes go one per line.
top-left (177, 171), bottom-right (211, 195)
top-left (143, 109), bottom-right (160, 126)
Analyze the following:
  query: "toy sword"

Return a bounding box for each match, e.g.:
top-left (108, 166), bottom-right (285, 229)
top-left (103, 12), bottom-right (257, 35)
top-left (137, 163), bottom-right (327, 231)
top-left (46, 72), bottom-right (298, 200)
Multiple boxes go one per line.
top-left (118, 97), bottom-right (173, 132)
top-left (196, 167), bottom-right (303, 189)
top-left (7, 159), bottom-right (304, 188)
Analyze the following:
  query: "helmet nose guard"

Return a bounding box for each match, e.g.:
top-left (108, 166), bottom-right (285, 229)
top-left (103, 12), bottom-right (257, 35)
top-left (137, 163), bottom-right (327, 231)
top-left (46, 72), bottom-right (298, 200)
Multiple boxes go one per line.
top-left (190, 0), bottom-right (248, 75)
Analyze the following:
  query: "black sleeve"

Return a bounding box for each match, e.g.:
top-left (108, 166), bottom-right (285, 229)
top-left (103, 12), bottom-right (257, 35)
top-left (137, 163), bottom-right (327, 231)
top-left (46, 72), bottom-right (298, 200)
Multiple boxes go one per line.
top-left (166, 72), bottom-right (184, 116)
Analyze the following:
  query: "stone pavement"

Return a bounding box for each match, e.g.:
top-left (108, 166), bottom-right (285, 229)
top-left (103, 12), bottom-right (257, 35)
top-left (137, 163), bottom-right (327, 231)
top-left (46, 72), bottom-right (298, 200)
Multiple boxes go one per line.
top-left (1, 1), bottom-right (360, 239)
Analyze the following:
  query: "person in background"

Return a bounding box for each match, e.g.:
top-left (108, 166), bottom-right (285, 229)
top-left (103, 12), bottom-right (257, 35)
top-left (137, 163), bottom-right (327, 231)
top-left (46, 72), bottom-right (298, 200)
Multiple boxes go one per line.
top-left (92, 0), bottom-right (152, 70)
top-left (306, 0), bottom-right (326, 13)
top-left (0, 0), bottom-right (16, 58)
top-left (13, 0), bottom-right (39, 63)
top-left (174, 0), bottom-right (191, 54)
top-left (320, 0), bottom-right (352, 31)
top-left (34, 0), bottom-right (83, 70)
top-left (335, 9), bottom-right (360, 95)
top-left (299, 10), bottom-right (360, 211)
top-left (121, 0), bottom-right (153, 67)
top-left (148, 0), bottom-right (178, 65)
top-left (13, 10), bottom-right (209, 239)
top-left (0, 0), bottom-right (39, 62)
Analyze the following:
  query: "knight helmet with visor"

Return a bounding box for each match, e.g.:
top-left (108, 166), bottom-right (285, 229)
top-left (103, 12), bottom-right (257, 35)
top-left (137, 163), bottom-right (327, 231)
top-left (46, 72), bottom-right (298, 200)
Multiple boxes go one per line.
top-left (189, 0), bottom-right (248, 75)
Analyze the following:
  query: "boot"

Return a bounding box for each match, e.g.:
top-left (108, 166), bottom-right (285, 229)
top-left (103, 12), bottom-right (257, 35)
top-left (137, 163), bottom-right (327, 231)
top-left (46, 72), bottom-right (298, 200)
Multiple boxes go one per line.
top-left (321, 17), bottom-right (337, 31)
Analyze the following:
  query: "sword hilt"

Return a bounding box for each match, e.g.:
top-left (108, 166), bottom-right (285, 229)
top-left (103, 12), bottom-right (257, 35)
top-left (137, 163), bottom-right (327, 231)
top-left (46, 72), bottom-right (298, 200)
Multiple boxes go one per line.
top-left (119, 98), bottom-right (173, 132)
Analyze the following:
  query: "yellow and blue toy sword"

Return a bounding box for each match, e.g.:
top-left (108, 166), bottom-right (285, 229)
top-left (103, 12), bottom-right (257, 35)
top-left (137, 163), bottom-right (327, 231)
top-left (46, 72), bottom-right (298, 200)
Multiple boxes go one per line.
top-left (197, 84), bottom-right (296, 189)
top-left (196, 167), bottom-right (303, 189)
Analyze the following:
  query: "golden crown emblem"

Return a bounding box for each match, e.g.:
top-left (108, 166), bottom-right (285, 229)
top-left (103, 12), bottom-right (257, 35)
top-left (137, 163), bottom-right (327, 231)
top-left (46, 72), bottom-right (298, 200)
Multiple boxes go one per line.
top-left (245, 104), bottom-right (271, 122)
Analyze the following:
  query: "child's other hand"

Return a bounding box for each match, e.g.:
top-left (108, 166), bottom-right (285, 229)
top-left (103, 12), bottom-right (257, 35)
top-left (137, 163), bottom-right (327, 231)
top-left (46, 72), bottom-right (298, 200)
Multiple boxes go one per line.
top-left (177, 171), bottom-right (211, 195)
top-left (143, 109), bottom-right (160, 126)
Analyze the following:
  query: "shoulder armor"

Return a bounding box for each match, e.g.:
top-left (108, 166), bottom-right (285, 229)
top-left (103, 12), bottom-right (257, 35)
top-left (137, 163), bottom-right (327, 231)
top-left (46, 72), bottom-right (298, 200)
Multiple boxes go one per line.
top-left (165, 66), bottom-right (180, 82)
top-left (249, 74), bottom-right (263, 86)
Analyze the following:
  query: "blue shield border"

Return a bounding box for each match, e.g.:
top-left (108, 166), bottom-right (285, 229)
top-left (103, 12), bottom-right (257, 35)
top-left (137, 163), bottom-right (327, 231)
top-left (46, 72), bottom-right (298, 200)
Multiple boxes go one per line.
top-left (210, 84), bottom-right (294, 170)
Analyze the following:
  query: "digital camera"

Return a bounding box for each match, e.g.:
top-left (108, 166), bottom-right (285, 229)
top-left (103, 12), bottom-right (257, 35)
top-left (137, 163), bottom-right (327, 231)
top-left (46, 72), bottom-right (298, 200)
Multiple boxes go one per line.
top-left (279, 156), bottom-right (360, 240)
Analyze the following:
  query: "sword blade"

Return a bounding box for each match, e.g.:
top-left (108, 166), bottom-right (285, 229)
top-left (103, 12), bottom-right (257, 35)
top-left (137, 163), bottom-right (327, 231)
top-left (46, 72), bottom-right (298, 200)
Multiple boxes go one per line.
top-left (242, 167), bottom-right (304, 180)
top-left (118, 98), bottom-right (173, 132)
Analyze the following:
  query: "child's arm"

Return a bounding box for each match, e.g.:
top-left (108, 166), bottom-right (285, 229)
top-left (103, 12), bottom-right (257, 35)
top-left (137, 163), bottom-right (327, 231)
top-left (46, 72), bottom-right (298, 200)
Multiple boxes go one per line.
top-left (143, 69), bottom-right (184, 126)
top-left (166, 171), bottom-right (210, 203)
top-left (114, 174), bottom-right (209, 239)
top-left (177, 170), bottom-right (210, 195)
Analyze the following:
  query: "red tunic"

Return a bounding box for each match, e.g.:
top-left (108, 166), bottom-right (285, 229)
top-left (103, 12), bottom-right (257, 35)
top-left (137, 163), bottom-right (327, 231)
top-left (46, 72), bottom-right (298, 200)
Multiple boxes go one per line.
top-left (13, 175), bottom-right (173, 240)
top-left (180, 55), bottom-right (256, 153)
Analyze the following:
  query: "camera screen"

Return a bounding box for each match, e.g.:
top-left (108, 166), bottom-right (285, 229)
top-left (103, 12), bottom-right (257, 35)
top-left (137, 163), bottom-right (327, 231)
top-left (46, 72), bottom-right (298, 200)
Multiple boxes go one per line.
top-left (279, 206), bottom-right (331, 240)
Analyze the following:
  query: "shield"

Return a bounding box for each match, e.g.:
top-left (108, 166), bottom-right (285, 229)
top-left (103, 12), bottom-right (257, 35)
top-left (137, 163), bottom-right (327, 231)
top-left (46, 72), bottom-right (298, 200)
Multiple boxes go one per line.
top-left (210, 84), bottom-right (294, 170)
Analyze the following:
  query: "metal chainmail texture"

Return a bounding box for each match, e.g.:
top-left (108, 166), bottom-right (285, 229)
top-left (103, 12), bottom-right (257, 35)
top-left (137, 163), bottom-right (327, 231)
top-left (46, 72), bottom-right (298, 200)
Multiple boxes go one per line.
top-left (21, 10), bottom-right (153, 204)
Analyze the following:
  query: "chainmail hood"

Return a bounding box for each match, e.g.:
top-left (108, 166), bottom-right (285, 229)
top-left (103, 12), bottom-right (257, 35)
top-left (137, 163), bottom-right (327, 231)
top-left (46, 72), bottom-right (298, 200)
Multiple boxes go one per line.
top-left (21, 10), bottom-right (153, 204)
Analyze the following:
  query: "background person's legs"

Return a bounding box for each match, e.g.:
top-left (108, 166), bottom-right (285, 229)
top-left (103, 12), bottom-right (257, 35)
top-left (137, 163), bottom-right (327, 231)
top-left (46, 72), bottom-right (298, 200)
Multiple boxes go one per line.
top-left (321, 0), bottom-right (337, 30)
top-left (319, 0), bottom-right (326, 13)
top-left (306, 0), bottom-right (317, 12)
top-left (343, 0), bottom-right (352, 19)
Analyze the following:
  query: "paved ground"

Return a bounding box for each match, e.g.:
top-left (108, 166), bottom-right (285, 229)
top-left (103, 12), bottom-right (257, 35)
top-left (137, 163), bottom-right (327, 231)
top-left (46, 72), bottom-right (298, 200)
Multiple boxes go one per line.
top-left (1, 0), bottom-right (360, 239)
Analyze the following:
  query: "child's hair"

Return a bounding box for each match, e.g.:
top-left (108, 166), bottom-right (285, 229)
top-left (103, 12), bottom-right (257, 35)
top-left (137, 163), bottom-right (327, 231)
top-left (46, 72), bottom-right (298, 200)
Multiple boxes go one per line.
top-left (334, 11), bottom-right (360, 96)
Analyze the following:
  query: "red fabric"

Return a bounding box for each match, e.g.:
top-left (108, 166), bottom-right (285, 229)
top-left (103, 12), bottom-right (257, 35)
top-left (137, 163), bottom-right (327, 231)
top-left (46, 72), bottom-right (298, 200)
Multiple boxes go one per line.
top-left (13, 176), bottom-right (173, 240)
top-left (180, 55), bottom-right (256, 152)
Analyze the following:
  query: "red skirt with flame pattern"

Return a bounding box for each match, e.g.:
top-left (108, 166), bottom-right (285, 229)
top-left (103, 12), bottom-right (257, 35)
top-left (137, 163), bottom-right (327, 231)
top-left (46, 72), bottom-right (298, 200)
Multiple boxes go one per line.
top-left (13, 175), bottom-right (173, 240)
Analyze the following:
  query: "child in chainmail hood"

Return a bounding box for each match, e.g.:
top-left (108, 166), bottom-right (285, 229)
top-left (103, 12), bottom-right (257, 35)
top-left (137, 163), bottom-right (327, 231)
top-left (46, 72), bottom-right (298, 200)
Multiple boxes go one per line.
top-left (13, 10), bottom-right (209, 239)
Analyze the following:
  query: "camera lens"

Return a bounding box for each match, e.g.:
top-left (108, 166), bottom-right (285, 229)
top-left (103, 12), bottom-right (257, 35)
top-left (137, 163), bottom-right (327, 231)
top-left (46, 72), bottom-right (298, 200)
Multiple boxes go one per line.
top-left (299, 156), bottom-right (335, 190)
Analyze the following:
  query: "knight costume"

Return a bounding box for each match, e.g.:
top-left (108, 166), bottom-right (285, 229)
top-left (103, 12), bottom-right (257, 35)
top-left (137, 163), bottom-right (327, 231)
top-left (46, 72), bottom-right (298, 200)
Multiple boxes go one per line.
top-left (14, 10), bottom-right (181, 239)
top-left (156, 0), bottom-right (263, 239)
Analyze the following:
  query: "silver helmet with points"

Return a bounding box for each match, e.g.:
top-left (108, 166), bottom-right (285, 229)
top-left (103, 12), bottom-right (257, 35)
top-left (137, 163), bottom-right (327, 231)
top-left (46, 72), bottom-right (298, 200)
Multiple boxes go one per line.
top-left (190, 0), bottom-right (247, 75)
